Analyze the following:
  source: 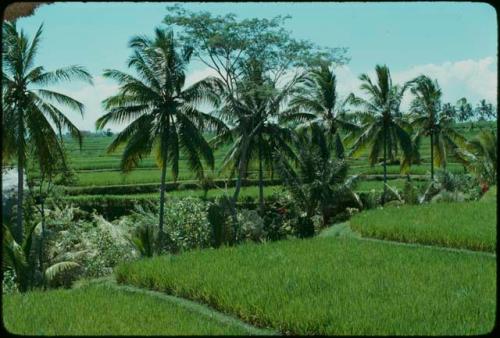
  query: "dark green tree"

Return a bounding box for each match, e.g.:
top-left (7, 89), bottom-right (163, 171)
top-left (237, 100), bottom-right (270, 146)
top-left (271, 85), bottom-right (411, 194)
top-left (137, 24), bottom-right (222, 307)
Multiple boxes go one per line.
top-left (2, 22), bottom-right (92, 242)
top-left (409, 75), bottom-right (468, 179)
top-left (456, 97), bottom-right (474, 122)
top-left (96, 28), bottom-right (226, 243)
top-left (211, 58), bottom-right (299, 214)
top-left (284, 63), bottom-right (360, 159)
top-left (275, 131), bottom-right (361, 231)
top-left (348, 65), bottom-right (413, 202)
top-left (163, 5), bottom-right (349, 211)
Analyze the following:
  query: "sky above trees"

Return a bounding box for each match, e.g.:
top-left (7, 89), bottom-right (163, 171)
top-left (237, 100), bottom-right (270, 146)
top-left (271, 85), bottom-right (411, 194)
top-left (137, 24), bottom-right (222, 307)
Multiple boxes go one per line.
top-left (14, 2), bottom-right (497, 131)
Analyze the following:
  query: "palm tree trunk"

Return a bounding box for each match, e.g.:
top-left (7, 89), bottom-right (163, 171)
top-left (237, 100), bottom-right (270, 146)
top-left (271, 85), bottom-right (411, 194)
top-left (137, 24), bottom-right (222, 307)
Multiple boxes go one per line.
top-left (38, 201), bottom-right (46, 288)
top-left (231, 137), bottom-right (251, 244)
top-left (233, 138), bottom-right (250, 202)
top-left (16, 113), bottom-right (24, 243)
top-left (382, 126), bottom-right (387, 204)
top-left (258, 132), bottom-right (264, 215)
top-left (158, 135), bottom-right (169, 248)
top-left (430, 132), bottom-right (434, 180)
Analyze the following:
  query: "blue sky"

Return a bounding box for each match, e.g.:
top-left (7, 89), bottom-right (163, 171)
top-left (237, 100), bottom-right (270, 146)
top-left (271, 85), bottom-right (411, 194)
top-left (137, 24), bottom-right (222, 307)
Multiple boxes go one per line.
top-left (13, 2), bottom-right (498, 131)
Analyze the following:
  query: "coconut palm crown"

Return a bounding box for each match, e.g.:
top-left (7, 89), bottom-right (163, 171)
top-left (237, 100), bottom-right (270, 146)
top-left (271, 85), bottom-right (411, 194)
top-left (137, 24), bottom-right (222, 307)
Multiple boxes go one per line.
top-left (409, 75), bottom-right (468, 179)
top-left (2, 22), bottom-right (93, 241)
top-left (96, 28), bottom-right (227, 236)
top-left (347, 65), bottom-right (413, 201)
top-left (284, 63), bottom-right (360, 158)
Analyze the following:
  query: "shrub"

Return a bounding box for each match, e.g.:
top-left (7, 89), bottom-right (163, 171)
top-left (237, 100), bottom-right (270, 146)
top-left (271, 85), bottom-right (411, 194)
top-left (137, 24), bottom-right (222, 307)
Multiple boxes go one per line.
top-left (122, 198), bottom-right (213, 254)
top-left (41, 206), bottom-right (138, 286)
top-left (295, 216), bottom-right (315, 238)
top-left (358, 190), bottom-right (382, 210)
top-left (162, 197), bottom-right (212, 252)
top-left (402, 180), bottom-right (420, 205)
top-left (2, 269), bottom-right (18, 294)
top-left (236, 209), bottom-right (266, 242)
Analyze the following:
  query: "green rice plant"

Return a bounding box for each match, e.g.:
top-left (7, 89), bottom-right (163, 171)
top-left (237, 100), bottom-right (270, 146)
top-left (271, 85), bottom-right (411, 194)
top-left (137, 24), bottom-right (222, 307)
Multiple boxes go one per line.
top-left (115, 236), bottom-right (496, 335)
top-left (350, 201), bottom-right (496, 252)
top-left (2, 283), bottom-right (254, 335)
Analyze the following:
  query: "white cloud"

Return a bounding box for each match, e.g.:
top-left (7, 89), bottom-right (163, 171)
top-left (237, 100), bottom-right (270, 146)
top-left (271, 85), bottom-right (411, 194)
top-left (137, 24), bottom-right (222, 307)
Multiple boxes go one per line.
top-left (335, 56), bottom-right (497, 109)
top-left (185, 67), bottom-right (220, 87)
top-left (50, 76), bottom-right (119, 132)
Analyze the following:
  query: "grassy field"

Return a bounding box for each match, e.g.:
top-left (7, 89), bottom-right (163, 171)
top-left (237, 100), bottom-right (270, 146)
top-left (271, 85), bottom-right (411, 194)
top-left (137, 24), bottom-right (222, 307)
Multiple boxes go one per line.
top-left (65, 180), bottom-right (414, 202)
top-left (2, 282), bottom-right (256, 335)
top-left (350, 200), bottom-right (496, 252)
top-left (64, 185), bottom-right (285, 203)
top-left (37, 121), bottom-right (490, 188)
top-left (115, 236), bottom-right (496, 335)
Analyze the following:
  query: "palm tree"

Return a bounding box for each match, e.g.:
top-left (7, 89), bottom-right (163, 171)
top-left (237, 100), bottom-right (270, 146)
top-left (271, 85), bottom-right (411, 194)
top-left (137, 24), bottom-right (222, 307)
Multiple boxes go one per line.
top-left (210, 58), bottom-right (299, 214)
top-left (2, 22), bottom-right (92, 242)
top-left (475, 99), bottom-right (496, 121)
top-left (285, 63), bottom-right (360, 158)
top-left (409, 75), bottom-right (441, 179)
top-left (3, 223), bottom-right (79, 292)
top-left (275, 131), bottom-right (361, 231)
top-left (456, 97), bottom-right (474, 123)
top-left (408, 75), bottom-right (468, 180)
top-left (441, 102), bottom-right (457, 120)
top-left (96, 28), bottom-right (226, 243)
top-left (456, 129), bottom-right (497, 185)
top-left (348, 65), bottom-right (413, 202)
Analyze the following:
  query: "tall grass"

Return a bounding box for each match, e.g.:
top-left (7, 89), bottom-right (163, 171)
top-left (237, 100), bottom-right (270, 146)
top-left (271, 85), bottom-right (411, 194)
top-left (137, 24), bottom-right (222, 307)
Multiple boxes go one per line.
top-left (2, 283), bottom-right (253, 335)
top-left (350, 201), bottom-right (496, 252)
top-left (116, 237), bottom-right (496, 335)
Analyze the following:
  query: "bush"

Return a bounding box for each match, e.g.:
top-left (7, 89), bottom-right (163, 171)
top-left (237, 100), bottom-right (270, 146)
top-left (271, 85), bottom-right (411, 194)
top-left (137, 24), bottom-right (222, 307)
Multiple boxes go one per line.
top-left (2, 269), bottom-right (18, 294)
top-left (236, 209), bottom-right (266, 242)
top-left (42, 206), bottom-right (138, 286)
top-left (162, 197), bottom-right (212, 253)
top-left (295, 216), bottom-right (315, 238)
top-left (401, 179), bottom-right (422, 204)
top-left (358, 190), bottom-right (382, 210)
top-left (122, 198), bottom-right (213, 254)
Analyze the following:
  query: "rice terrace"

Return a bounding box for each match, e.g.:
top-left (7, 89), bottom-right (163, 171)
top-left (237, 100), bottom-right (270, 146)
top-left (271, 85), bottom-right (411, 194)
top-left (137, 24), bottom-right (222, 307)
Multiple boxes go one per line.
top-left (1, 2), bottom-right (497, 336)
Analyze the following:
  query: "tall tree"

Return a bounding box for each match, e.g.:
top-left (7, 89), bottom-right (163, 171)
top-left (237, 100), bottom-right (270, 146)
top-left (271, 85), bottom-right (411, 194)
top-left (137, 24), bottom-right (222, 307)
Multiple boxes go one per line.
top-left (96, 28), bottom-right (226, 244)
top-left (163, 5), bottom-right (349, 210)
top-left (475, 99), bottom-right (496, 121)
top-left (441, 102), bottom-right (457, 120)
top-left (275, 131), bottom-right (361, 230)
top-left (348, 65), bottom-right (413, 202)
top-left (456, 97), bottom-right (474, 122)
top-left (211, 58), bottom-right (299, 214)
top-left (456, 129), bottom-right (497, 185)
top-left (2, 22), bottom-right (92, 242)
top-left (409, 76), bottom-right (468, 179)
top-left (408, 75), bottom-right (441, 179)
top-left (284, 63), bottom-right (360, 159)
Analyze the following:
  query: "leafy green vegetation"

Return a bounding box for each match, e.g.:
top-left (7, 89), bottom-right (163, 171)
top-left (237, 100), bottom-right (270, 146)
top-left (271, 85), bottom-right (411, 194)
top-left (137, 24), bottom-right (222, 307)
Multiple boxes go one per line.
top-left (481, 186), bottom-right (497, 203)
top-left (2, 282), bottom-right (255, 335)
top-left (116, 237), bottom-right (496, 335)
top-left (2, 5), bottom-right (497, 337)
top-left (350, 201), bottom-right (496, 252)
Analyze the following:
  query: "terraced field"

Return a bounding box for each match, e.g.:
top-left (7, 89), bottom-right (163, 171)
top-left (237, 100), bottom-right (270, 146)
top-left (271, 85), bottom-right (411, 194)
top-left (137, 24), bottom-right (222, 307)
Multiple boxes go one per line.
top-left (62, 123), bottom-right (489, 184)
top-left (8, 121), bottom-right (493, 216)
